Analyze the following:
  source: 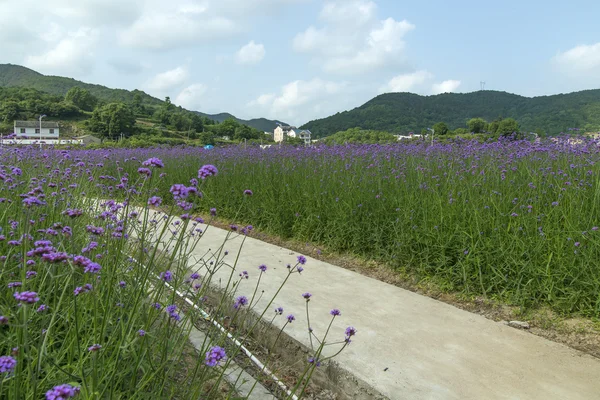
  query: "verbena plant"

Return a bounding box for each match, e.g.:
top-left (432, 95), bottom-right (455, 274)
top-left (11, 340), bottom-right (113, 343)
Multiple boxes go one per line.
top-left (0, 148), bottom-right (354, 399)
top-left (95, 137), bottom-right (600, 316)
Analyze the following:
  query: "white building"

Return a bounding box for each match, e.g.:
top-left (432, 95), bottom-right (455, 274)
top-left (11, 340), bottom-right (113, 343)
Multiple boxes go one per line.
top-left (14, 121), bottom-right (60, 139)
top-left (274, 124), bottom-right (312, 145)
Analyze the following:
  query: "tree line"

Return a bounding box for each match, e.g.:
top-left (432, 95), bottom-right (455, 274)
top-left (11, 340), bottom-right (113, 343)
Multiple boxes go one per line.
top-left (0, 86), bottom-right (269, 145)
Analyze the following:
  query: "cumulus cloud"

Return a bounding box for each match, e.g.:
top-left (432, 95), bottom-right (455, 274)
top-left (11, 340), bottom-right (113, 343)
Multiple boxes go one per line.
top-left (120, 4), bottom-right (237, 50)
top-left (554, 43), bottom-right (600, 72)
top-left (431, 80), bottom-right (461, 94)
top-left (248, 78), bottom-right (348, 122)
top-left (25, 28), bottom-right (99, 75)
top-left (175, 83), bottom-right (208, 110)
top-left (144, 66), bottom-right (190, 93)
top-left (236, 41), bottom-right (266, 65)
top-left (380, 70), bottom-right (433, 93)
top-left (293, 1), bottom-right (414, 74)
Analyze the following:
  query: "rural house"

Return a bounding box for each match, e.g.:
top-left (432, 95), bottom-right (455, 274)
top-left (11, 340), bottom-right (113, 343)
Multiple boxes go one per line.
top-left (274, 124), bottom-right (312, 144)
top-left (14, 120), bottom-right (60, 139)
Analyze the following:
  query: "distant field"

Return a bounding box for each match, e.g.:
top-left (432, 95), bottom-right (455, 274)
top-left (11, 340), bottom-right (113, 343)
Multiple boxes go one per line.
top-left (93, 138), bottom-right (600, 316)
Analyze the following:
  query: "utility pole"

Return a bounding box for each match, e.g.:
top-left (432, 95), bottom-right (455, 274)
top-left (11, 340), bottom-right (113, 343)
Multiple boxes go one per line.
top-left (39, 114), bottom-right (46, 150)
top-left (427, 128), bottom-right (435, 145)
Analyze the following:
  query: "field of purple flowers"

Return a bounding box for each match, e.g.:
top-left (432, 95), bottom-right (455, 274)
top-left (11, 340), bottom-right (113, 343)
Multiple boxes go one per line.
top-left (98, 138), bottom-right (600, 316)
top-left (0, 147), bottom-right (354, 399)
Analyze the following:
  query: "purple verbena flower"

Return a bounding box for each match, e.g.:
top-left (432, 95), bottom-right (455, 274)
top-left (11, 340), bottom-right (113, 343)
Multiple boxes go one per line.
top-left (45, 384), bottom-right (80, 399)
top-left (148, 196), bottom-right (162, 207)
top-left (170, 184), bottom-right (189, 200)
top-left (160, 270), bottom-right (173, 282)
top-left (234, 296), bottom-right (248, 309)
top-left (0, 356), bottom-right (17, 374)
top-left (205, 346), bottom-right (226, 367)
top-left (137, 167), bottom-right (152, 177)
top-left (198, 164), bottom-right (218, 179)
top-left (330, 309), bottom-right (341, 317)
top-left (14, 291), bottom-right (39, 304)
top-left (88, 344), bottom-right (102, 352)
top-left (142, 157), bottom-right (164, 168)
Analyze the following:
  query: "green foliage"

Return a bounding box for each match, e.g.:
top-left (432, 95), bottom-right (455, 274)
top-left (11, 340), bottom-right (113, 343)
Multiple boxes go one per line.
top-left (452, 128), bottom-right (470, 135)
top-left (0, 64), bottom-right (286, 132)
top-left (321, 127), bottom-right (398, 145)
top-left (87, 102), bottom-right (135, 139)
top-left (198, 131), bottom-right (216, 145)
top-left (0, 86), bottom-right (81, 125)
top-left (467, 117), bottom-right (487, 133)
top-left (302, 90), bottom-right (600, 137)
top-left (65, 87), bottom-right (98, 111)
top-left (496, 118), bottom-right (520, 136)
top-left (432, 122), bottom-right (449, 136)
top-left (103, 140), bottom-right (600, 317)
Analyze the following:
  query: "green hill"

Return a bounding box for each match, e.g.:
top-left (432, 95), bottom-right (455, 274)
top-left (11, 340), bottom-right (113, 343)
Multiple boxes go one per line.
top-left (194, 112), bottom-right (287, 132)
top-left (301, 90), bottom-right (600, 137)
top-left (0, 64), bottom-right (285, 132)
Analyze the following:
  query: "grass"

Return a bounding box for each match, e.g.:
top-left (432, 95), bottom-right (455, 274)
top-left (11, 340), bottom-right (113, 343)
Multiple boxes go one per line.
top-left (0, 147), bottom-right (353, 399)
top-left (98, 137), bottom-right (600, 317)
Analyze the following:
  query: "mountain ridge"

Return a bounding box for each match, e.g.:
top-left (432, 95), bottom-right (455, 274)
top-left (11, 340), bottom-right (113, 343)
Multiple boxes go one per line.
top-left (0, 64), bottom-right (287, 132)
top-left (301, 89), bottom-right (600, 137)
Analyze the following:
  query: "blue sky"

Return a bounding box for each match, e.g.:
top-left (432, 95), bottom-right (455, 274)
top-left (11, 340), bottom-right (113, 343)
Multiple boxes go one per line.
top-left (1, 0), bottom-right (599, 126)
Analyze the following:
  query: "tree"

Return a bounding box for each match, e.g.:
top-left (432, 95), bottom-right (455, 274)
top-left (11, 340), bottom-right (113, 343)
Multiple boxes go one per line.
top-left (131, 92), bottom-right (147, 116)
top-left (217, 118), bottom-right (239, 138)
top-left (453, 128), bottom-right (470, 135)
top-left (65, 87), bottom-right (98, 111)
top-left (432, 122), bottom-right (449, 136)
top-left (88, 103), bottom-right (135, 139)
top-left (496, 118), bottom-right (520, 136)
top-left (467, 118), bottom-right (487, 133)
top-left (198, 131), bottom-right (216, 145)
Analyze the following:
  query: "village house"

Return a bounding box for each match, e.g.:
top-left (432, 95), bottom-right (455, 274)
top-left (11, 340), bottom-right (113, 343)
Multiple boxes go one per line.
top-left (274, 124), bottom-right (312, 145)
top-left (14, 120), bottom-right (60, 139)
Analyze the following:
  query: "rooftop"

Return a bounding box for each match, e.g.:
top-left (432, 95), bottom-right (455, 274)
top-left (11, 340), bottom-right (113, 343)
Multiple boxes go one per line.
top-left (14, 120), bottom-right (60, 129)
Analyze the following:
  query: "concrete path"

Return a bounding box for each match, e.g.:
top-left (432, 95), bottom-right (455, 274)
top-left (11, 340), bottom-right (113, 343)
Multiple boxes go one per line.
top-left (163, 219), bottom-right (600, 399)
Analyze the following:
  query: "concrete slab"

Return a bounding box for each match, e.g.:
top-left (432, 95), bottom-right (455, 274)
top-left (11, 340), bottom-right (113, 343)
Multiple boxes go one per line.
top-left (147, 213), bottom-right (600, 400)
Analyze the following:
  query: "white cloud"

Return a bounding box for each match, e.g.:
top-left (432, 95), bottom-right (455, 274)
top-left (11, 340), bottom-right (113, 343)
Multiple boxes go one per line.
top-left (175, 83), bottom-right (208, 110)
top-left (380, 70), bottom-right (433, 93)
top-left (47, 0), bottom-right (142, 25)
top-left (25, 28), bottom-right (99, 75)
top-left (431, 80), bottom-right (461, 94)
top-left (249, 93), bottom-right (276, 107)
top-left (120, 5), bottom-right (237, 50)
top-left (319, 0), bottom-right (377, 26)
top-left (249, 78), bottom-right (348, 123)
top-left (144, 66), bottom-right (190, 93)
top-left (236, 41), bottom-right (266, 65)
top-left (554, 43), bottom-right (600, 72)
top-left (293, 1), bottom-right (414, 74)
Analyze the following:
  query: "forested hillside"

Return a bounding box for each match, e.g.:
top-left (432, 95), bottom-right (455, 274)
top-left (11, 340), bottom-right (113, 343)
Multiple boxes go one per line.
top-left (0, 64), bottom-right (285, 132)
top-left (301, 90), bottom-right (600, 137)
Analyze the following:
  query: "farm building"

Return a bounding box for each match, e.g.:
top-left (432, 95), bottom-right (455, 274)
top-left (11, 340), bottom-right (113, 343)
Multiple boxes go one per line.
top-left (14, 120), bottom-right (60, 139)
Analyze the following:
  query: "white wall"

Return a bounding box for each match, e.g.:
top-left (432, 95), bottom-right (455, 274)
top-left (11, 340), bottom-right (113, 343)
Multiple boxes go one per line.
top-left (15, 127), bottom-right (60, 138)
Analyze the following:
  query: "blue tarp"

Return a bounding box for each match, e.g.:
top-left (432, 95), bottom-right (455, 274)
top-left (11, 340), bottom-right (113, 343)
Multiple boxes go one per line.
top-left (204, 145), bottom-right (214, 150)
